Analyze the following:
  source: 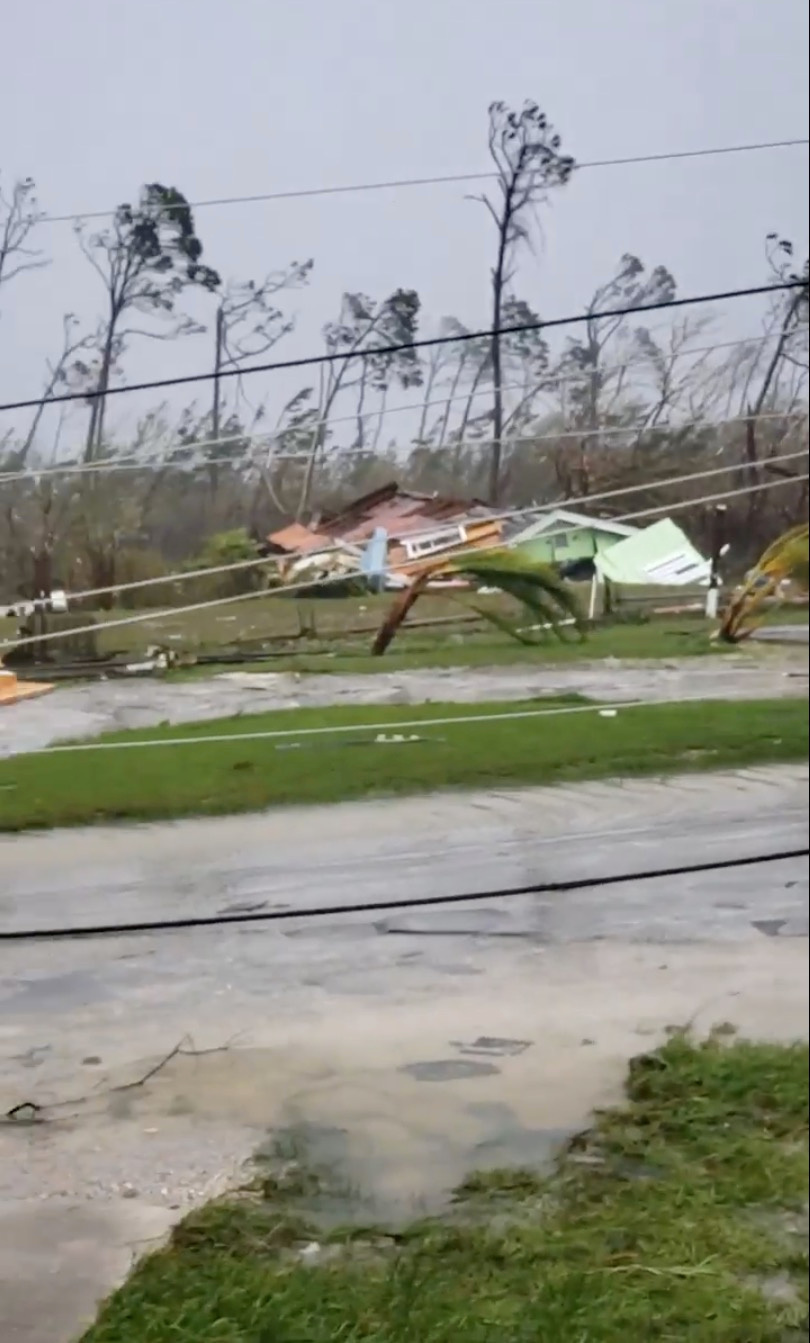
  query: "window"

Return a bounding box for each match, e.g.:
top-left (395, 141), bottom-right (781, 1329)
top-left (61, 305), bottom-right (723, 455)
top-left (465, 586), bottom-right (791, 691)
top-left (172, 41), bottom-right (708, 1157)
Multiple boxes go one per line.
top-left (403, 525), bottom-right (467, 560)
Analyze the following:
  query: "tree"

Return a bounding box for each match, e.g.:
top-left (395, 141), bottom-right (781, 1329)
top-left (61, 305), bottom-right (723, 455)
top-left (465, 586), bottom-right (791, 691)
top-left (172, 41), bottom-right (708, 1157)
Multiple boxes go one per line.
top-left (296, 287), bottom-right (422, 518)
top-left (209, 259), bottom-right (313, 464)
top-left (0, 174), bottom-right (47, 309)
top-left (553, 254), bottom-right (676, 494)
top-left (741, 235), bottom-right (808, 520)
top-left (422, 318), bottom-right (491, 454)
top-left (372, 548), bottom-right (585, 656)
top-left (7, 314), bottom-right (108, 471)
top-left (719, 522), bottom-right (808, 642)
top-left (76, 183), bottom-right (221, 462)
top-left (473, 101), bottom-right (575, 502)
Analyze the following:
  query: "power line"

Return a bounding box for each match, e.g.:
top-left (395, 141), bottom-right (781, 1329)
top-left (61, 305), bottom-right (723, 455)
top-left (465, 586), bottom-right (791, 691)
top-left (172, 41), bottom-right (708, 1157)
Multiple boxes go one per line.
top-left (2, 848), bottom-right (804, 943)
top-left (2, 469), bottom-right (805, 653)
top-left (3, 327), bottom-right (807, 486)
top-left (19, 692), bottom-right (791, 760)
top-left (15, 698), bottom-right (646, 756)
top-left (1, 407), bottom-right (805, 490)
top-left (13, 445), bottom-right (805, 607)
top-left (0, 281), bottom-right (805, 416)
top-left (38, 138), bottom-right (810, 226)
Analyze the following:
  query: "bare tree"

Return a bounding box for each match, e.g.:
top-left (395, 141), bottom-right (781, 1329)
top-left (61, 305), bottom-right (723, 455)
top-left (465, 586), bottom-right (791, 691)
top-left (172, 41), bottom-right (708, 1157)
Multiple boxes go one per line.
top-left (9, 314), bottom-right (101, 469)
top-left (473, 101), bottom-right (574, 502)
top-left (741, 235), bottom-right (808, 518)
top-left (0, 175), bottom-right (48, 308)
top-left (428, 321), bottom-right (489, 452)
top-left (210, 260), bottom-right (313, 451)
top-left (76, 183), bottom-right (221, 462)
top-left (628, 311), bottom-right (716, 447)
top-left (296, 288), bottom-right (421, 518)
top-left (552, 254), bottom-right (676, 493)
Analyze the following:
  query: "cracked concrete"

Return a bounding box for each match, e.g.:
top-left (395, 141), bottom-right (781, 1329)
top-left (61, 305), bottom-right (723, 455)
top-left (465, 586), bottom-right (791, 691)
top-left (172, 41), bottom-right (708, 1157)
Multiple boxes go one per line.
top-left (0, 646), bottom-right (807, 756)
top-left (0, 763), bottom-right (807, 1341)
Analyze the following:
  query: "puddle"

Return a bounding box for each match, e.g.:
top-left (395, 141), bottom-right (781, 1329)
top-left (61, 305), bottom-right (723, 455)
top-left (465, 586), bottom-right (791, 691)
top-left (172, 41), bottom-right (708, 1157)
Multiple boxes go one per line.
top-left (85, 1041), bottom-right (596, 1221)
top-left (399, 1059), bottom-right (501, 1081)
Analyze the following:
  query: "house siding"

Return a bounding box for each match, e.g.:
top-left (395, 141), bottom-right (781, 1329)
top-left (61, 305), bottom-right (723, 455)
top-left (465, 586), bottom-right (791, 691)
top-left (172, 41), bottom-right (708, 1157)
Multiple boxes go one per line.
top-left (513, 530), bottom-right (604, 564)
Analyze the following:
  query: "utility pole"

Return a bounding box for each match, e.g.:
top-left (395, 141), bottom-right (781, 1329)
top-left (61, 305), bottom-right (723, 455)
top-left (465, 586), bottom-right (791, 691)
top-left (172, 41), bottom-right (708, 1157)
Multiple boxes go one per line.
top-left (705, 503), bottom-right (727, 619)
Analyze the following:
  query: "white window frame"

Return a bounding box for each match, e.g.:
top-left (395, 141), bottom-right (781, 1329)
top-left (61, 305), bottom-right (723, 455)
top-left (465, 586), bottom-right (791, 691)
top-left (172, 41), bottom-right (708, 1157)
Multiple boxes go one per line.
top-left (403, 524), bottom-right (468, 560)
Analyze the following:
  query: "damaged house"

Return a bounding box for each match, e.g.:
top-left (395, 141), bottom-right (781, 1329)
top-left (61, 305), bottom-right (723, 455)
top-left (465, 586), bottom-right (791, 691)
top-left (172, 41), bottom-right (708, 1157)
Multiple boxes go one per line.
top-left (261, 483), bottom-right (504, 590)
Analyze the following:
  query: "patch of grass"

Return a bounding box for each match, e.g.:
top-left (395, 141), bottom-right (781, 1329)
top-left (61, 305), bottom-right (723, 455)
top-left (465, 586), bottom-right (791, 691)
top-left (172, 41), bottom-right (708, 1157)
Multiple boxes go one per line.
top-left (1, 695), bottom-right (806, 831)
top-left (179, 617), bottom-right (729, 677)
top-left (81, 1035), bottom-right (809, 1342)
top-left (175, 606), bottom-right (743, 676)
top-left (453, 1166), bottom-right (548, 1200)
top-left (3, 590), bottom-right (805, 677)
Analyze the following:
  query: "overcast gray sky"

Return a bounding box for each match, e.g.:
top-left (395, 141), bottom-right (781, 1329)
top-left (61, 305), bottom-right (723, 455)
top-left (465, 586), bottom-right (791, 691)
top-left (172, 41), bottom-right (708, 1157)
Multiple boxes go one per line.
top-left (1, 0), bottom-right (808, 450)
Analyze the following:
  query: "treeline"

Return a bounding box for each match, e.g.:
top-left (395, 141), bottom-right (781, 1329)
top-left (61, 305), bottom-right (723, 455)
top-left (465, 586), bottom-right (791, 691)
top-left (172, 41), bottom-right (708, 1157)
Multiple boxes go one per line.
top-left (1, 102), bottom-right (807, 601)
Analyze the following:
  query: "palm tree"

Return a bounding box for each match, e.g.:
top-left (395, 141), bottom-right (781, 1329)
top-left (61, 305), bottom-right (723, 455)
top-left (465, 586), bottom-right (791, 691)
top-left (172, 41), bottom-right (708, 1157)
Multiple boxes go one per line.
top-left (718, 523), bottom-right (809, 642)
top-left (372, 548), bottom-right (586, 655)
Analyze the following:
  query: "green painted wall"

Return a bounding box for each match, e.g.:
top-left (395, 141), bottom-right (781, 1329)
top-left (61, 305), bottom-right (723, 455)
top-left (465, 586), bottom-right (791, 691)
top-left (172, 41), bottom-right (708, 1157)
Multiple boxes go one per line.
top-left (513, 528), bottom-right (624, 565)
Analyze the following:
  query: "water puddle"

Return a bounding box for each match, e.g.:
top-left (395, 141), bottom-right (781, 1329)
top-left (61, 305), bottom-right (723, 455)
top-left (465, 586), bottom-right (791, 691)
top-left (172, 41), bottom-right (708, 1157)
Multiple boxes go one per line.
top-left (83, 1039), bottom-right (601, 1221)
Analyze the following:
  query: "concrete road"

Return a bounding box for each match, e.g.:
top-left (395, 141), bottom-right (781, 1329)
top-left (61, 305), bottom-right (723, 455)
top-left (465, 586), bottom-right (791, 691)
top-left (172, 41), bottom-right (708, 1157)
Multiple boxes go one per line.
top-left (753, 623), bottom-right (809, 644)
top-left (1, 646), bottom-right (807, 756)
top-left (0, 764), bottom-right (808, 1341)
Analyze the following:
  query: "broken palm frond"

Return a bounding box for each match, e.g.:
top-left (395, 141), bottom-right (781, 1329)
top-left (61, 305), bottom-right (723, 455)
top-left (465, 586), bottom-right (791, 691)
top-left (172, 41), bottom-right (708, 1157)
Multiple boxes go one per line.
top-left (372, 549), bottom-right (586, 655)
top-left (718, 522), bottom-right (809, 643)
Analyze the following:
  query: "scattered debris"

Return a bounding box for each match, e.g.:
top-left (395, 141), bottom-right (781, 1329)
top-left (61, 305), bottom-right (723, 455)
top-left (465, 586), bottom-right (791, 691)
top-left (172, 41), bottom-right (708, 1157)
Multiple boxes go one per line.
top-left (4, 1101), bottom-right (45, 1125)
top-left (3, 1034), bottom-right (244, 1126)
top-left (450, 1036), bottom-right (532, 1058)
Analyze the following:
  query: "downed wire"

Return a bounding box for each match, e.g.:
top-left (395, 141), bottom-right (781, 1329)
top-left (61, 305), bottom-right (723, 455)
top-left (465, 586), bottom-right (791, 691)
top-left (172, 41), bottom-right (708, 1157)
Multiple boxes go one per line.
top-left (2, 847), bottom-right (806, 944)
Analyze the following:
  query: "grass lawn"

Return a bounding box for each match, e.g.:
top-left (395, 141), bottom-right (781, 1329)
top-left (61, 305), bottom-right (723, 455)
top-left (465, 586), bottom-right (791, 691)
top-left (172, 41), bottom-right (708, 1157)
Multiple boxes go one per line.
top-left (3, 594), bottom-right (806, 677)
top-left (179, 617), bottom-right (730, 677)
top-left (4, 603), bottom-right (727, 673)
top-left (1, 695), bottom-right (806, 831)
top-left (80, 1034), bottom-right (809, 1342)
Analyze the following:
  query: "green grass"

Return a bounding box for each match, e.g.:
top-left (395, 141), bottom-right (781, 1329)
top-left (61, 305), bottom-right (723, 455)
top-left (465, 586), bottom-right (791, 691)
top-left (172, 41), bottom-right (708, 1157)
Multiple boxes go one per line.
top-left (1, 695), bottom-right (806, 831)
top-left (80, 1034), bottom-right (809, 1342)
top-left (5, 605), bottom-right (730, 675)
top-left (3, 594), bottom-right (806, 679)
top-left (174, 618), bottom-right (732, 677)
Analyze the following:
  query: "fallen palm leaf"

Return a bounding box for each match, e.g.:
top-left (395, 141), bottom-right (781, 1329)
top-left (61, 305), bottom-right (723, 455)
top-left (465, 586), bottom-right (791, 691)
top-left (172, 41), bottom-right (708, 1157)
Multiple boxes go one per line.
top-left (372, 548), bottom-right (586, 655)
top-left (718, 522), bottom-right (809, 643)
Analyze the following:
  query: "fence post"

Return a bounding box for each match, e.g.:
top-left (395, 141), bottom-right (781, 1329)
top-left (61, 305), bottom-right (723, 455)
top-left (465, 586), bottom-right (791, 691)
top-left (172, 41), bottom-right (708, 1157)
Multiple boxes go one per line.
top-left (705, 504), bottom-right (727, 618)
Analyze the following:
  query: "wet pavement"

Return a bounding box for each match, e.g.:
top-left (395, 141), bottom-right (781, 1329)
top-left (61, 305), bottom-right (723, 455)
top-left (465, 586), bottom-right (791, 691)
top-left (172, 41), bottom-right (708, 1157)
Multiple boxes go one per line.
top-left (0, 763), bottom-right (807, 1340)
top-left (1, 647), bottom-right (807, 756)
top-left (752, 623), bottom-right (809, 644)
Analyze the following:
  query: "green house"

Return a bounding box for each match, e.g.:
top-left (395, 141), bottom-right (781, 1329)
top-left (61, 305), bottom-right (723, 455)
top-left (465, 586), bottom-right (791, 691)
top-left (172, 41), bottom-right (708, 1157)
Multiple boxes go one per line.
top-left (507, 508), bottom-right (639, 569)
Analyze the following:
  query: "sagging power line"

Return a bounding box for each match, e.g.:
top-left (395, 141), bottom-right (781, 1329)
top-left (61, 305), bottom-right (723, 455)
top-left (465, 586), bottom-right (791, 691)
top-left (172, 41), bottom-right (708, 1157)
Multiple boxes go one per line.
top-left (0, 281), bottom-right (806, 417)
